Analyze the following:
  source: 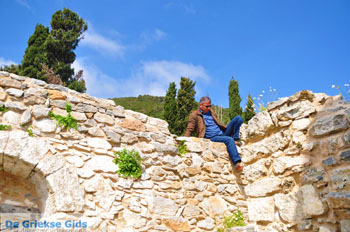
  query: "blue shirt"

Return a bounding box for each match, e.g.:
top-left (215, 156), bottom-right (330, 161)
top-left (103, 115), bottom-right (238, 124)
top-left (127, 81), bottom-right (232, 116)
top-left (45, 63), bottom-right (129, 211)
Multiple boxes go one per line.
top-left (201, 110), bottom-right (223, 138)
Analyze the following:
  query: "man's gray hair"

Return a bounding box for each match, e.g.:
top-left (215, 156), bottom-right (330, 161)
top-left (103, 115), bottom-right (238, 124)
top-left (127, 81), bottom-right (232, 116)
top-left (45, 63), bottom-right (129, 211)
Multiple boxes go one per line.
top-left (199, 96), bottom-right (211, 104)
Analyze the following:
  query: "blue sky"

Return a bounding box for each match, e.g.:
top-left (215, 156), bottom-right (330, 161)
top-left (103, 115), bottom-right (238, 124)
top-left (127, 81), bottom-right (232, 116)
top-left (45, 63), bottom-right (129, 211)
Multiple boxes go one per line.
top-left (0, 0), bottom-right (349, 108)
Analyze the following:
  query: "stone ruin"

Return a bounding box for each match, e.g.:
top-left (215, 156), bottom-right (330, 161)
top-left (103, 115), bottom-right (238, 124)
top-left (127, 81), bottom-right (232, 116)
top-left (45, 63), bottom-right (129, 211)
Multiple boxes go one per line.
top-left (0, 71), bottom-right (349, 232)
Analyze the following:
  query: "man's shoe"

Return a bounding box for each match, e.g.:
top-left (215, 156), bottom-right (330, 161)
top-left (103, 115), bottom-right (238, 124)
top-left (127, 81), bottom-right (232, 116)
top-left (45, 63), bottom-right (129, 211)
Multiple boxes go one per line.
top-left (235, 163), bottom-right (243, 172)
top-left (234, 140), bottom-right (242, 146)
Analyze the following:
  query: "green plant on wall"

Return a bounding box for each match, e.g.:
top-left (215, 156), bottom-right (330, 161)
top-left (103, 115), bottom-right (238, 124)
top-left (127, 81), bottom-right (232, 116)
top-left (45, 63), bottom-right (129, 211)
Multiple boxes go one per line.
top-left (217, 209), bottom-right (246, 231)
top-left (113, 149), bottom-right (143, 179)
top-left (175, 140), bottom-right (188, 157)
top-left (0, 124), bottom-right (11, 131)
top-left (48, 102), bottom-right (78, 130)
top-left (0, 106), bottom-right (9, 113)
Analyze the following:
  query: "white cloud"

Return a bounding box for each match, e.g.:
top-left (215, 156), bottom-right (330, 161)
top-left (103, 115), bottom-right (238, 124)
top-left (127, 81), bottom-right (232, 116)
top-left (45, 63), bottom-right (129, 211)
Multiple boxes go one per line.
top-left (140, 28), bottom-right (167, 43)
top-left (15, 0), bottom-right (32, 10)
top-left (81, 29), bottom-right (125, 57)
top-left (73, 59), bottom-right (210, 99)
top-left (0, 57), bottom-right (17, 67)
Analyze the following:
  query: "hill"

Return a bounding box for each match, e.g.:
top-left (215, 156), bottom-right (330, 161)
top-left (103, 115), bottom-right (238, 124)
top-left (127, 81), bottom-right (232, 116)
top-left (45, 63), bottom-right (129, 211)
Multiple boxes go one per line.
top-left (112, 95), bottom-right (231, 124)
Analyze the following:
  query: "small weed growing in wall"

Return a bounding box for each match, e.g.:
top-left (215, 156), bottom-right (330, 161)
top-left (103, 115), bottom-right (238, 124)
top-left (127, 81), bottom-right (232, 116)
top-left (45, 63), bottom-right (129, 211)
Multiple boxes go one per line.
top-left (0, 124), bottom-right (11, 131)
top-left (175, 140), bottom-right (188, 157)
top-left (27, 128), bottom-right (33, 136)
top-left (48, 102), bottom-right (78, 130)
top-left (113, 149), bottom-right (143, 179)
top-left (0, 106), bottom-right (9, 113)
top-left (217, 209), bottom-right (246, 231)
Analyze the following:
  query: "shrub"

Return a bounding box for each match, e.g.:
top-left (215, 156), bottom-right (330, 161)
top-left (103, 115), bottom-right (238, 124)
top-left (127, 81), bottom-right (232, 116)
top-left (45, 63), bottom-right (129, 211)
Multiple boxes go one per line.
top-left (0, 124), bottom-right (11, 131)
top-left (217, 209), bottom-right (246, 231)
top-left (253, 86), bottom-right (278, 112)
top-left (48, 102), bottom-right (78, 130)
top-left (175, 140), bottom-right (188, 157)
top-left (0, 106), bottom-right (9, 113)
top-left (113, 149), bottom-right (143, 178)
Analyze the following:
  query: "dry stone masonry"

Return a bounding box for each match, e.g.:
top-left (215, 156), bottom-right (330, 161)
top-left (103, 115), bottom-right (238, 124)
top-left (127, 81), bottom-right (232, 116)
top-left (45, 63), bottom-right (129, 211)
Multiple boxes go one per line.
top-left (0, 71), bottom-right (349, 232)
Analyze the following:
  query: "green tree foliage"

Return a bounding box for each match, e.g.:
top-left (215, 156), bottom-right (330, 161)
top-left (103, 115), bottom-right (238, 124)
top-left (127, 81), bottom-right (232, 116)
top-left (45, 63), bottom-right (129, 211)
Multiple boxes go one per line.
top-left (16, 8), bottom-right (88, 92)
top-left (243, 94), bottom-right (256, 123)
top-left (20, 24), bottom-right (50, 80)
top-left (46, 8), bottom-right (88, 84)
top-left (0, 64), bottom-right (21, 74)
top-left (228, 77), bottom-right (242, 120)
top-left (175, 77), bottom-right (197, 135)
top-left (164, 82), bottom-right (178, 134)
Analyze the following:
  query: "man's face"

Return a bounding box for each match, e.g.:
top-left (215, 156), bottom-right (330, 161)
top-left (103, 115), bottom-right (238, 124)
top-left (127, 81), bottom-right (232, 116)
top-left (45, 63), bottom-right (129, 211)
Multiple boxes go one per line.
top-left (200, 101), bottom-right (211, 113)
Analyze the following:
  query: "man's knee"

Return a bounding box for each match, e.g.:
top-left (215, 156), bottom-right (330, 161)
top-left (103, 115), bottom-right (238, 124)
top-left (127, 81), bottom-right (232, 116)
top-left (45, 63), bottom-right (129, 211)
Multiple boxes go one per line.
top-left (234, 116), bottom-right (243, 124)
top-left (224, 137), bottom-right (235, 145)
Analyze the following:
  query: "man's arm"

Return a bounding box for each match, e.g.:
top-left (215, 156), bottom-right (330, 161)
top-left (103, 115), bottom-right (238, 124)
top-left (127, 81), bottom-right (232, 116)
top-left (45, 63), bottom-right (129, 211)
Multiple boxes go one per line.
top-left (184, 112), bottom-right (196, 137)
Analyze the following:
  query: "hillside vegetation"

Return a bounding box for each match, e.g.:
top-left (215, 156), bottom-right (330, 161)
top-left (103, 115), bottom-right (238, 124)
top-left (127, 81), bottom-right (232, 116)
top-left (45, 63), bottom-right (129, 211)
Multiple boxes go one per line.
top-left (112, 95), bottom-right (231, 125)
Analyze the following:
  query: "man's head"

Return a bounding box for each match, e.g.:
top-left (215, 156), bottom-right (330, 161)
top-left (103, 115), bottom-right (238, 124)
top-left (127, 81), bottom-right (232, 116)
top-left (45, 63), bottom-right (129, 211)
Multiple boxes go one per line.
top-left (199, 96), bottom-right (211, 113)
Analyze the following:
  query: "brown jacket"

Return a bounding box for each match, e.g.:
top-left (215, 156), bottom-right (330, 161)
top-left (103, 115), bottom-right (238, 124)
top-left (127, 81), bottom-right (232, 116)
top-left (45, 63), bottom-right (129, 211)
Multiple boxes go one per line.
top-left (184, 109), bottom-right (226, 138)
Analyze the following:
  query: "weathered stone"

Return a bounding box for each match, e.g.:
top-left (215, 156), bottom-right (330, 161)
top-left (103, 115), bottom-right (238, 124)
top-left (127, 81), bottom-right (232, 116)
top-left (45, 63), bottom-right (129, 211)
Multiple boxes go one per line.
top-left (36, 153), bottom-right (66, 176)
top-left (87, 137), bottom-right (111, 150)
top-left (247, 197), bottom-right (274, 222)
top-left (66, 155), bottom-right (84, 168)
top-left (45, 84), bottom-right (69, 92)
top-left (5, 102), bottom-right (27, 111)
top-left (245, 177), bottom-right (281, 197)
top-left (88, 127), bottom-right (105, 137)
top-left (242, 158), bottom-right (269, 182)
top-left (148, 196), bottom-right (179, 216)
top-left (20, 109), bottom-right (32, 126)
top-left (122, 208), bottom-right (147, 229)
top-left (2, 111), bottom-right (21, 125)
top-left (46, 166), bottom-right (84, 211)
top-left (277, 100), bottom-right (316, 121)
top-left (0, 78), bottom-right (22, 88)
top-left (70, 111), bottom-right (86, 121)
top-left (162, 217), bottom-right (191, 231)
top-left (147, 117), bottom-right (170, 134)
top-left (77, 168), bottom-right (95, 179)
top-left (300, 184), bottom-right (325, 216)
top-left (74, 103), bottom-right (98, 113)
top-left (84, 155), bottom-right (117, 173)
top-left (197, 217), bottom-right (215, 230)
top-left (326, 192), bottom-right (350, 209)
top-left (0, 71), bottom-right (9, 76)
top-left (310, 114), bottom-right (349, 137)
top-left (33, 118), bottom-right (57, 132)
top-left (200, 196), bottom-right (227, 216)
top-left (297, 219), bottom-right (312, 231)
top-left (273, 155), bottom-right (310, 174)
top-left (267, 97), bottom-right (289, 111)
top-left (106, 130), bottom-right (121, 143)
top-left (49, 99), bottom-right (67, 109)
top-left (182, 204), bottom-right (202, 217)
top-left (125, 110), bottom-right (148, 122)
top-left (133, 180), bottom-right (154, 189)
top-left (6, 88), bottom-right (23, 97)
top-left (322, 156), bottom-right (337, 166)
top-left (245, 111), bottom-right (274, 139)
top-left (340, 150), bottom-right (350, 162)
top-left (292, 118), bottom-right (311, 130)
top-left (163, 155), bottom-right (182, 167)
top-left (341, 220), bottom-right (350, 232)
top-left (94, 112), bottom-right (114, 125)
top-left (120, 118), bottom-right (145, 131)
top-left (274, 192), bottom-right (304, 224)
top-left (47, 89), bottom-right (66, 100)
top-left (32, 105), bottom-right (51, 119)
top-left (330, 167), bottom-right (350, 191)
top-left (121, 133), bottom-right (138, 144)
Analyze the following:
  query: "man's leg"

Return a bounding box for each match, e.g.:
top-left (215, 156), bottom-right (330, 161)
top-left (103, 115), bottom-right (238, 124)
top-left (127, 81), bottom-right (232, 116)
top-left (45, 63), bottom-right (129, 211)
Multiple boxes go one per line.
top-left (210, 135), bottom-right (241, 164)
top-left (224, 116), bottom-right (243, 140)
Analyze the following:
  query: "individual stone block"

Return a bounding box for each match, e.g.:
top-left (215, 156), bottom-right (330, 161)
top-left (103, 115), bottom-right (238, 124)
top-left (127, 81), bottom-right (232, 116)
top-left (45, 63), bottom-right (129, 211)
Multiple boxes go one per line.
top-left (309, 114), bottom-right (349, 137)
top-left (274, 192), bottom-right (304, 224)
top-left (2, 111), bottom-right (21, 125)
top-left (247, 197), bottom-right (274, 222)
top-left (162, 217), bottom-right (191, 231)
top-left (245, 177), bottom-right (282, 197)
top-left (147, 196), bottom-right (179, 216)
top-left (32, 105), bottom-right (51, 119)
top-left (330, 167), bottom-right (350, 191)
top-left (33, 118), bottom-right (57, 132)
top-left (340, 150), bottom-right (350, 162)
top-left (341, 220), bottom-right (350, 232)
top-left (94, 112), bottom-right (114, 125)
top-left (245, 111), bottom-right (274, 139)
top-left (0, 78), bottom-right (22, 89)
top-left (6, 88), bottom-right (23, 97)
top-left (326, 192), bottom-right (350, 209)
top-left (300, 184), bottom-right (325, 216)
top-left (273, 155), bottom-right (310, 174)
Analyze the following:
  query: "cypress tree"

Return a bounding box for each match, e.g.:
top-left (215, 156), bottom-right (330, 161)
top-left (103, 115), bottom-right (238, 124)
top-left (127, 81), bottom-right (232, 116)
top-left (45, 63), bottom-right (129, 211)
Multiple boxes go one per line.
top-left (228, 77), bottom-right (242, 120)
top-left (176, 77), bottom-right (197, 135)
top-left (243, 94), bottom-right (256, 123)
top-left (164, 82), bottom-right (178, 134)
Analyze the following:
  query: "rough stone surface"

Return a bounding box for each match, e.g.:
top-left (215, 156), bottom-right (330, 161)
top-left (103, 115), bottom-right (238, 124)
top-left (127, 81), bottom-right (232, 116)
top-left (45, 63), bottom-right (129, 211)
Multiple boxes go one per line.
top-left (247, 197), bottom-right (274, 222)
top-left (245, 177), bottom-right (281, 197)
top-left (309, 114), bottom-right (349, 137)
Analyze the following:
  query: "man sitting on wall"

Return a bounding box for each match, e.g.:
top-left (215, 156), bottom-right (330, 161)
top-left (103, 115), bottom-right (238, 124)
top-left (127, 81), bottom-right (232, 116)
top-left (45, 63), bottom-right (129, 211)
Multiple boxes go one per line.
top-left (184, 96), bottom-right (244, 172)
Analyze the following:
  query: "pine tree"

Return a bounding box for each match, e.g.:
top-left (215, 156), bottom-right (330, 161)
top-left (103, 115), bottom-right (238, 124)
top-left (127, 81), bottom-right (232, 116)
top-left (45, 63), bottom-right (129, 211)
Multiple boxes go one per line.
top-left (20, 24), bottom-right (50, 80)
top-left (176, 77), bottom-right (197, 135)
top-left (45, 8), bottom-right (88, 85)
top-left (228, 77), bottom-right (242, 120)
top-left (243, 94), bottom-right (255, 123)
top-left (164, 82), bottom-right (178, 134)
top-left (19, 8), bottom-right (88, 92)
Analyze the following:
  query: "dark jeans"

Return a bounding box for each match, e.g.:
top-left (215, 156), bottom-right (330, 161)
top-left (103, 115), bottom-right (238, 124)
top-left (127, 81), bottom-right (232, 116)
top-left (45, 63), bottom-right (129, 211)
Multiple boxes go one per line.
top-left (210, 116), bottom-right (243, 164)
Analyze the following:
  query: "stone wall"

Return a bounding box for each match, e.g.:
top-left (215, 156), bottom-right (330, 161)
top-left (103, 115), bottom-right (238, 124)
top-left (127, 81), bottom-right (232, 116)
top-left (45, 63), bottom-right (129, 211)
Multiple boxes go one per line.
top-left (0, 71), bottom-right (349, 232)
